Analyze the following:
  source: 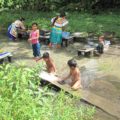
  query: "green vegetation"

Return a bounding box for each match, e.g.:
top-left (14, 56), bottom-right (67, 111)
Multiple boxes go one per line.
top-left (0, 0), bottom-right (119, 11)
top-left (0, 10), bottom-right (120, 37)
top-left (0, 64), bottom-right (95, 120)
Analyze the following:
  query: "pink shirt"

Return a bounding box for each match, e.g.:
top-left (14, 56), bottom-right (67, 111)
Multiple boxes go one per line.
top-left (30, 30), bottom-right (39, 44)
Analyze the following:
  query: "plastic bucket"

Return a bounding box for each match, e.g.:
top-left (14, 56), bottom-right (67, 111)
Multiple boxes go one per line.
top-left (62, 32), bottom-right (70, 39)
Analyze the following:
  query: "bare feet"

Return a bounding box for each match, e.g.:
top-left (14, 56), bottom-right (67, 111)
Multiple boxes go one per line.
top-left (56, 44), bottom-right (61, 49)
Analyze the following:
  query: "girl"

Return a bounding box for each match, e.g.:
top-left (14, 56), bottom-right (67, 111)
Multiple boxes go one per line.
top-left (28, 23), bottom-right (40, 58)
top-left (7, 17), bottom-right (26, 41)
top-left (49, 12), bottom-right (68, 48)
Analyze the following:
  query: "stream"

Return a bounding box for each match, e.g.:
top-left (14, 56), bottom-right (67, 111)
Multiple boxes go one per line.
top-left (0, 34), bottom-right (120, 120)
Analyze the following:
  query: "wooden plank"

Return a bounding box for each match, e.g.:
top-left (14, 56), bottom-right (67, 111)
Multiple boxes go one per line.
top-left (78, 48), bottom-right (94, 57)
top-left (78, 48), bottom-right (94, 52)
top-left (39, 71), bottom-right (120, 119)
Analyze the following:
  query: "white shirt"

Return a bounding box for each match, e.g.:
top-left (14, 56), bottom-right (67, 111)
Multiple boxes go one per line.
top-left (14, 20), bottom-right (25, 29)
top-left (51, 17), bottom-right (68, 27)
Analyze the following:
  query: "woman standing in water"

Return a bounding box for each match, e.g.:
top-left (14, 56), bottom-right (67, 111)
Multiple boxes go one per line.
top-left (7, 17), bottom-right (26, 41)
top-left (49, 12), bottom-right (68, 48)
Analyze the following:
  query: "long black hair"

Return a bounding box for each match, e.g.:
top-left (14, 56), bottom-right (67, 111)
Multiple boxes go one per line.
top-left (52, 16), bottom-right (58, 26)
top-left (52, 12), bottom-right (66, 26)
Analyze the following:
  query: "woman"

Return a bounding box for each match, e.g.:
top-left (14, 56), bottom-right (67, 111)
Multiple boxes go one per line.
top-left (7, 17), bottom-right (26, 41)
top-left (49, 12), bottom-right (68, 48)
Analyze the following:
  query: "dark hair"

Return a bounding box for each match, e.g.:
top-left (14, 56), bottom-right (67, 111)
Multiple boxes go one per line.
top-left (52, 16), bottom-right (59, 26)
top-left (67, 59), bottom-right (77, 68)
top-left (19, 17), bottom-right (25, 21)
top-left (60, 12), bottom-right (66, 17)
top-left (32, 22), bottom-right (38, 26)
top-left (42, 52), bottom-right (49, 58)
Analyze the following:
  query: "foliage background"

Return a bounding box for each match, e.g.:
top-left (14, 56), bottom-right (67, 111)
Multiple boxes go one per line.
top-left (0, 64), bottom-right (95, 120)
top-left (0, 0), bottom-right (120, 11)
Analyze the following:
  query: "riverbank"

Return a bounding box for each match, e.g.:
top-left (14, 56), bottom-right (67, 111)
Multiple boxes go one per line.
top-left (0, 11), bottom-right (120, 37)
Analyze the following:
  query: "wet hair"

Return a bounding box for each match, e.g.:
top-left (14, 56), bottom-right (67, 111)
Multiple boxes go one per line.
top-left (60, 12), bottom-right (66, 17)
top-left (19, 17), bottom-right (25, 21)
top-left (67, 59), bottom-right (77, 68)
top-left (32, 22), bottom-right (38, 26)
top-left (42, 52), bottom-right (49, 59)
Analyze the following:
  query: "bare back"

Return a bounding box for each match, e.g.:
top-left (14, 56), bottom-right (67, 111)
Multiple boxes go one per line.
top-left (70, 67), bottom-right (81, 85)
top-left (46, 58), bottom-right (56, 73)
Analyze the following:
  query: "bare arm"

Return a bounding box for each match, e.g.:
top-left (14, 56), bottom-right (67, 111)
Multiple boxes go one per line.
top-left (51, 61), bottom-right (56, 72)
top-left (20, 22), bottom-right (26, 30)
top-left (57, 72), bottom-right (71, 84)
top-left (36, 57), bottom-right (43, 62)
top-left (61, 72), bottom-right (71, 81)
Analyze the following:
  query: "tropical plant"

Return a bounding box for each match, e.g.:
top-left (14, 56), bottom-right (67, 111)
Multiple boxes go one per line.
top-left (0, 64), bottom-right (95, 119)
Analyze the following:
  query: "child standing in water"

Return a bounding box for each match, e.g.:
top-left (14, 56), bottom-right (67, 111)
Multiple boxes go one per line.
top-left (59, 59), bottom-right (82, 90)
top-left (96, 35), bottom-right (105, 54)
top-left (28, 23), bottom-right (40, 58)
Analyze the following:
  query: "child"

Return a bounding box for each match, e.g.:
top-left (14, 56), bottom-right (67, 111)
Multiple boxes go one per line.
top-left (36, 52), bottom-right (56, 74)
top-left (28, 23), bottom-right (40, 58)
top-left (97, 35), bottom-right (105, 54)
top-left (59, 59), bottom-right (82, 90)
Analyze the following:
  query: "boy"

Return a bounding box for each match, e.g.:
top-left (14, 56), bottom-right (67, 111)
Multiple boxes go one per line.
top-left (97, 35), bottom-right (105, 54)
top-left (36, 52), bottom-right (56, 74)
top-left (58, 59), bottom-right (82, 90)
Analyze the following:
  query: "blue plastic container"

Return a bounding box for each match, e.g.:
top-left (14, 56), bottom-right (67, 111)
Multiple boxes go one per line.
top-left (62, 32), bottom-right (70, 39)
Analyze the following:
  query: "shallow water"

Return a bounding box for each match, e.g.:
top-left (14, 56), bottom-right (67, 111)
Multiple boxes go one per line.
top-left (1, 35), bottom-right (120, 120)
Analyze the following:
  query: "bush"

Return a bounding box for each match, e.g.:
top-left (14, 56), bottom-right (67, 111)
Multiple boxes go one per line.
top-left (0, 11), bottom-right (120, 37)
top-left (0, 64), bottom-right (95, 120)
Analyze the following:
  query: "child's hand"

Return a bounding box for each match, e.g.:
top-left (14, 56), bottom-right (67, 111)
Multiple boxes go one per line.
top-left (58, 80), bottom-right (65, 85)
top-left (28, 39), bottom-right (31, 42)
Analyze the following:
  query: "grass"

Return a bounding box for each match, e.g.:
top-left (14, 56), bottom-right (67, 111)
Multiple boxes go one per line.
top-left (0, 64), bottom-right (95, 120)
top-left (0, 10), bottom-right (120, 36)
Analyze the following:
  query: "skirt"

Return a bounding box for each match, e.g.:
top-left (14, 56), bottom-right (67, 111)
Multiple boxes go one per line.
top-left (7, 24), bottom-right (17, 40)
top-left (50, 27), bottom-right (62, 44)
